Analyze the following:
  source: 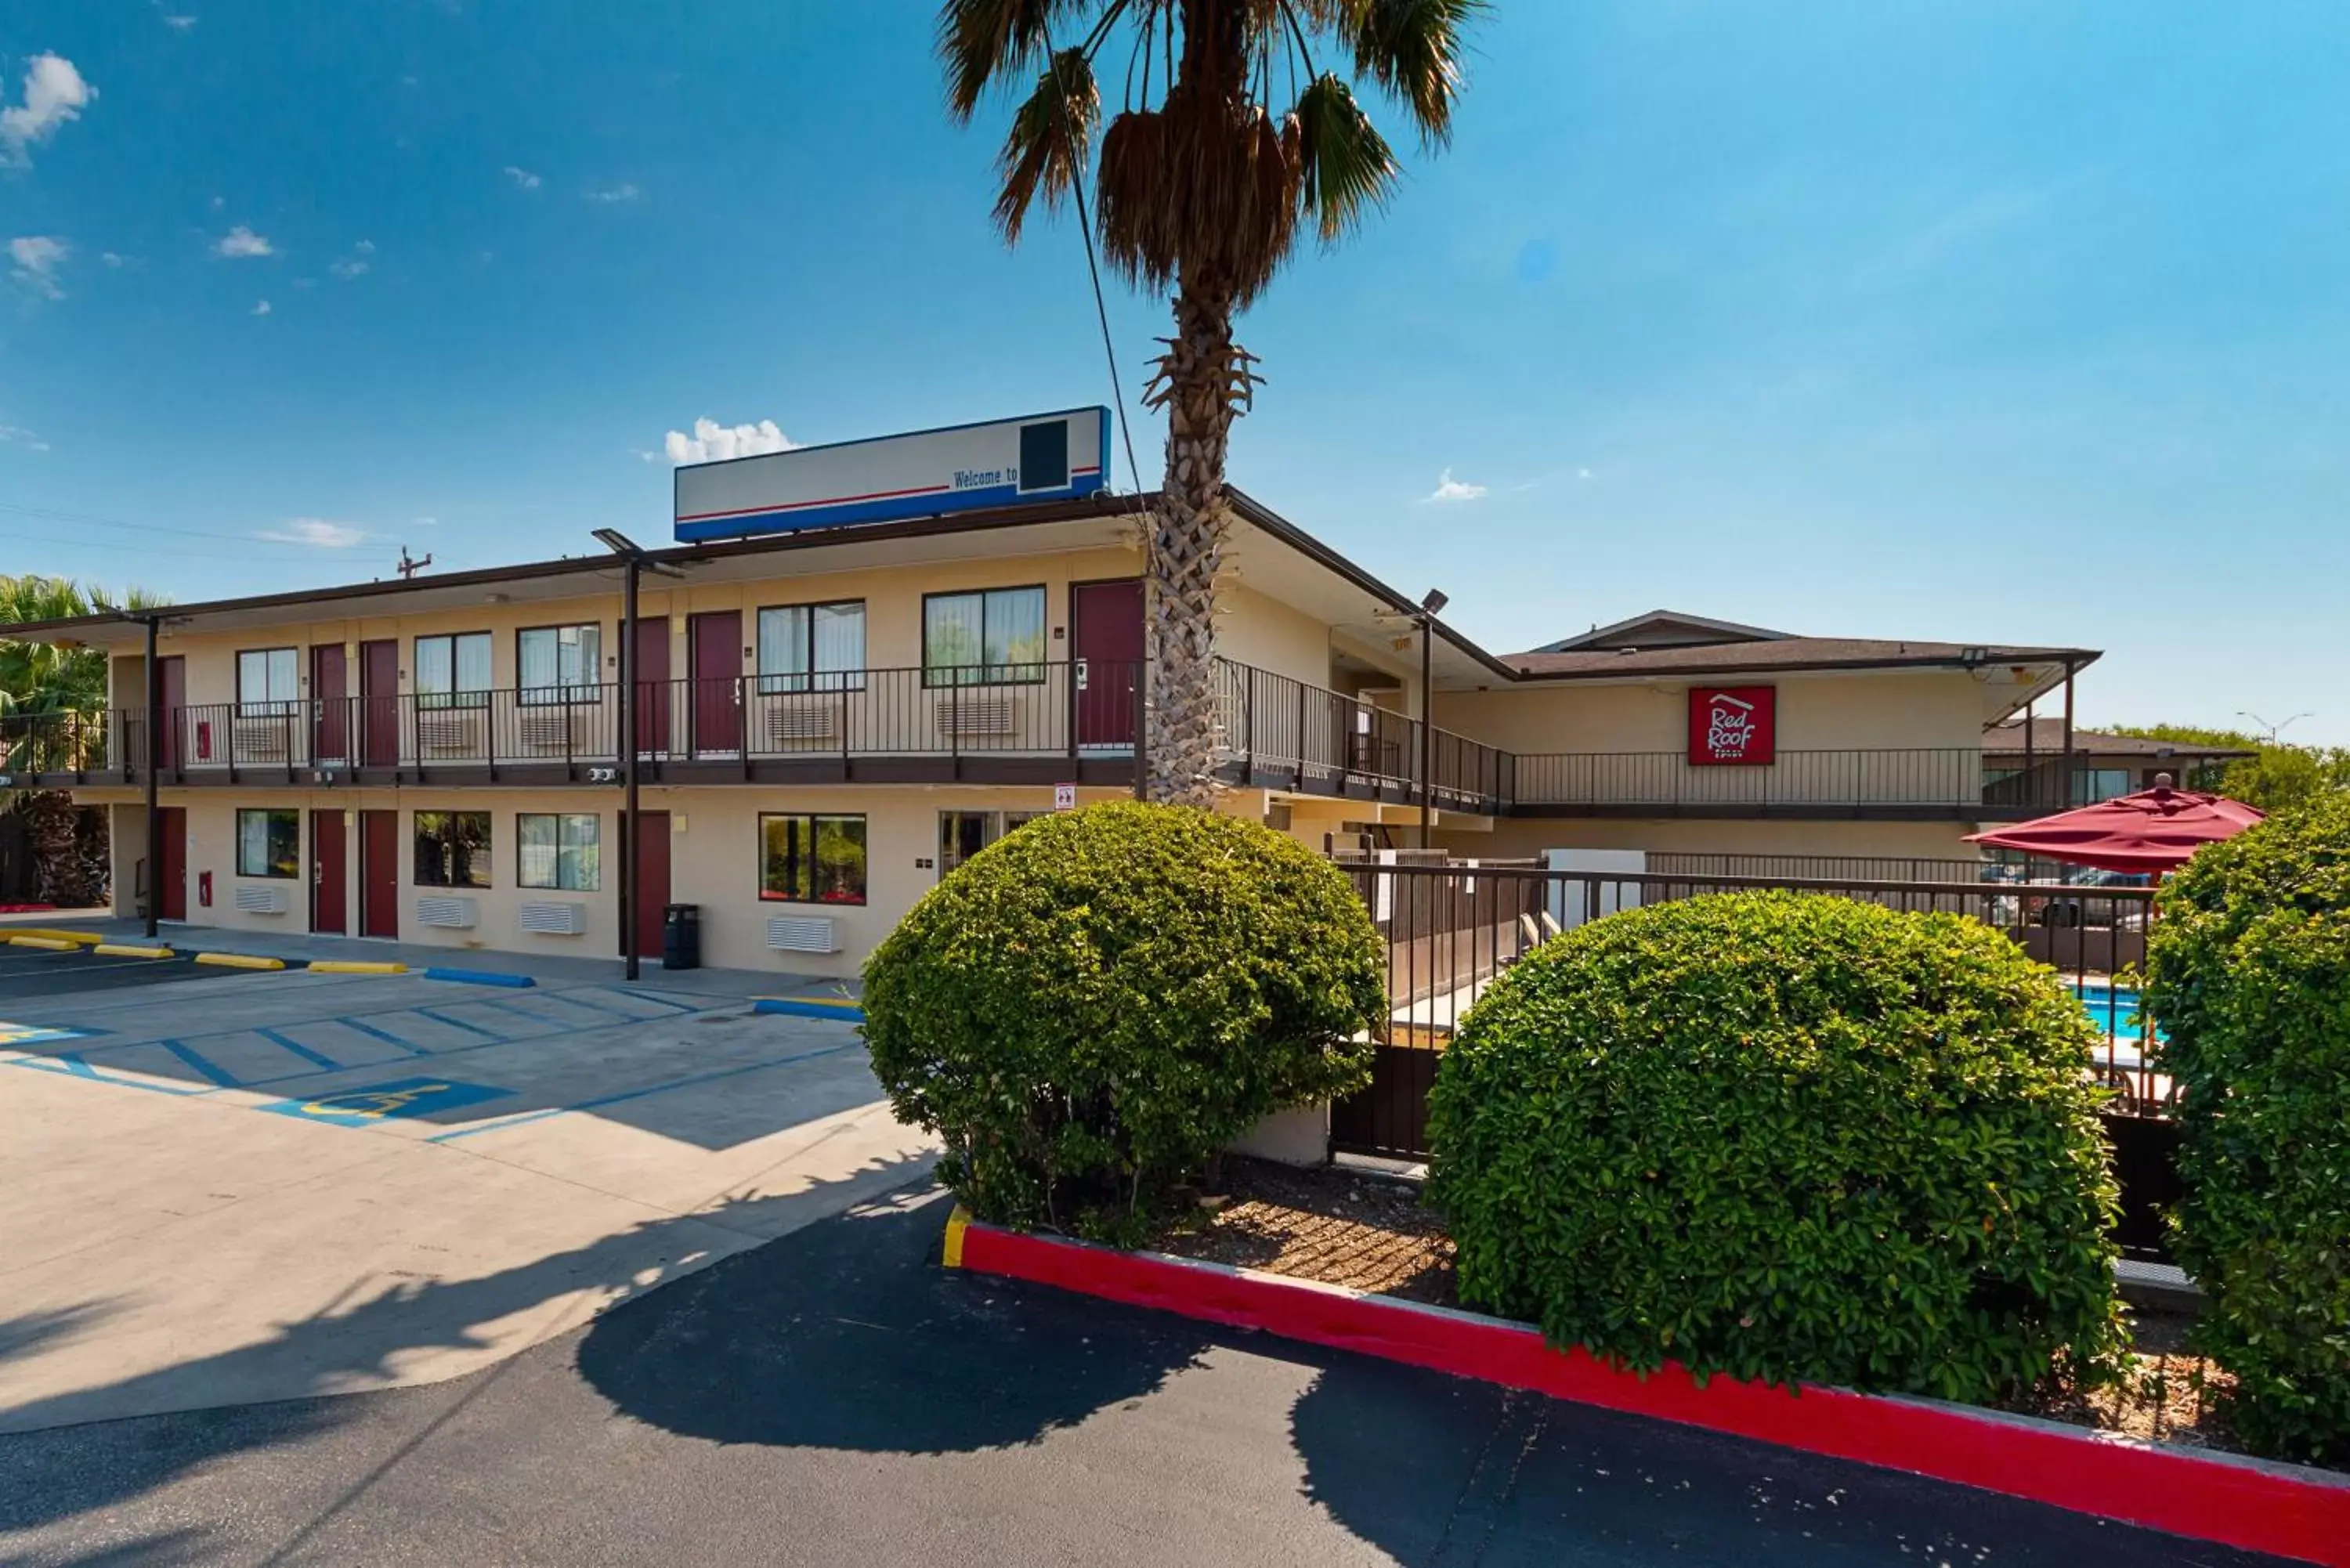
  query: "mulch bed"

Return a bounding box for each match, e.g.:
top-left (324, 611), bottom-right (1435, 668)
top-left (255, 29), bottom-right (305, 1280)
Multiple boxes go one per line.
top-left (1161, 1155), bottom-right (2248, 1458)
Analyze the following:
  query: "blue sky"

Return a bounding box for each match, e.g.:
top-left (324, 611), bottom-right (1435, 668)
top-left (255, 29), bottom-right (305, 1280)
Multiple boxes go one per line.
top-left (2, 2), bottom-right (2347, 741)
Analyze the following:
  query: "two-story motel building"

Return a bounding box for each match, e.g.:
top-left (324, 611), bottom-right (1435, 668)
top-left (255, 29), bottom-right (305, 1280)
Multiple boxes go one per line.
top-left (0, 410), bottom-right (2099, 978)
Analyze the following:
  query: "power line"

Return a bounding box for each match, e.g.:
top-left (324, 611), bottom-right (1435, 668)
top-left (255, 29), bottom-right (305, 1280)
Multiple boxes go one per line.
top-left (0, 498), bottom-right (401, 555)
top-left (0, 525), bottom-right (399, 563)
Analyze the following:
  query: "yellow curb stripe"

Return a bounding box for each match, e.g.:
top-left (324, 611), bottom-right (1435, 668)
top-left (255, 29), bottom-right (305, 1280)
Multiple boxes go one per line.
top-left (308, 960), bottom-right (408, 974)
top-left (9, 935), bottom-right (78, 951)
top-left (942, 1205), bottom-right (970, 1270)
top-left (7, 928), bottom-right (103, 945)
top-left (193, 952), bottom-right (287, 970)
top-left (92, 943), bottom-right (174, 959)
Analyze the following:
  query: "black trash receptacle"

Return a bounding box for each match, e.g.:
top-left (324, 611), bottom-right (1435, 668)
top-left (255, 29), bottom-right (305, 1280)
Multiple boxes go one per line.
top-left (662, 903), bottom-right (701, 970)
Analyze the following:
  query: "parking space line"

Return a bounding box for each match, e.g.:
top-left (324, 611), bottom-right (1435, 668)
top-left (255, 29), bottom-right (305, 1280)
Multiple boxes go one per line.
top-left (337, 1017), bottom-right (433, 1057)
top-left (512, 988), bottom-right (659, 1021)
top-left (8, 1053), bottom-right (210, 1096)
top-left (424, 1040), bottom-right (859, 1143)
top-left (158, 1039), bottom-right (242, 1088)
top-left (256, 1027), bottom-right (343, 1071)
top-left (605, 986), bottom-right (703, 1013)
top-left (412, 1008), bottom-right (507, 1043)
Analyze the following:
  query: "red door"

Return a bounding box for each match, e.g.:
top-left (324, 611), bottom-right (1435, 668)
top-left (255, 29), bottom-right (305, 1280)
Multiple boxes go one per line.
top-left (157, 656), bottom-right (186, 771)
top-left (688, 612), bottom-right (741, 753)
top-left (311, 645), bottom-right (349, 763)
top-left (634, 616), bottom-right (671, 755)
top-left (627, 811), bottom-right (671, 960)
top-left (360, 640), bottom-right (400, 767)
top-left (358, 809), bottom-right (399, 938)
top-left (1072, 579), bottom-right (1144, 747)
top-left (311, 809), bottom-right (347, 934)
top-left (157, 806), bottom-right (186, 921)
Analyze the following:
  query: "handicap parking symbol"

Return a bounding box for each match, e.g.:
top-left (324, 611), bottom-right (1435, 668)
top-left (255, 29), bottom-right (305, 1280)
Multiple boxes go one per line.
top-left (258, 1075), bottom-right (514, 1128)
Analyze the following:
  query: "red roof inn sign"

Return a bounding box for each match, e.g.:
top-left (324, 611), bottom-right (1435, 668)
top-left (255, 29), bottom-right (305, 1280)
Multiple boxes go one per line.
top-left (1688, 685), bottom-right (1776, 766)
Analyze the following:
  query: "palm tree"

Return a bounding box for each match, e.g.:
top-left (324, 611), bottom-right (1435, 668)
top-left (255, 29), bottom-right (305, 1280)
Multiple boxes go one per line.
top-left (940, 0), bottom-right (1480, 804)
top-left (0, 574), bottom-right (163, 904)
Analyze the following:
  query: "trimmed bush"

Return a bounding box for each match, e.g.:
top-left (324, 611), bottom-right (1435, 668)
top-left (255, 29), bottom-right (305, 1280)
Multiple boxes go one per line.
top-left (862, 801), bottom-right (1383, 1245)
top-left (2142, 793), bottom-right (2350, 1463)
top-left (1426, 892), bottom-right (2126, 1403)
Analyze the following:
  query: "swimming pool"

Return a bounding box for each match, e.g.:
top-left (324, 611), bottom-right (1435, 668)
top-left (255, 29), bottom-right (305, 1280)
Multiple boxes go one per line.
top-left (2070, 983), bottom-right (2163, 1042)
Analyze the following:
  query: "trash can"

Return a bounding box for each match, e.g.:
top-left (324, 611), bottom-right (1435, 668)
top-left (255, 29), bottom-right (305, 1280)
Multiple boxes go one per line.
top-left (662, 903), bottom-right (701, 970)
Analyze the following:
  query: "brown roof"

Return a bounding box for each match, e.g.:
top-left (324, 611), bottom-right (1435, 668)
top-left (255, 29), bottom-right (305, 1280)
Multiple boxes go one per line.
top-left (1983, 719), bottom-right (2255, 760)
top-left (1505, 637), bottom-right (2096, 681)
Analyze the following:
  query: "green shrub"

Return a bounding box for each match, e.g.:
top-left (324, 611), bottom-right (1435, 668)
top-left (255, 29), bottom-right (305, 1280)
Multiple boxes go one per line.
top-left (862, 800), bottom-right (1383, 1245)
top-left (1426, 892), bottom-right (2126, 1403)
top-left (2142, 793), bottom-right (2350, 1463)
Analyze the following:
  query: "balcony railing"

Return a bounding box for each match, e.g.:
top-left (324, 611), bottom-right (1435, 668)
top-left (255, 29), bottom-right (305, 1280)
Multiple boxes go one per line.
top-left (1209, 659), bottom-right (1513, 815)
top-left (1513, 747), bottom-right (2084, 818)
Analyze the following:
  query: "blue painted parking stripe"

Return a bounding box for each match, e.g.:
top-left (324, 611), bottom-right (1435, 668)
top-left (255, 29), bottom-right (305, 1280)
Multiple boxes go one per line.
top-left (6, 1055), bottom-right (211, 1096)
top-left (425, 1041), bottom-right (858, 1143)
top-left (336, 1016), bottom-right (433, 1056)
top-left (256, 1027), bottom-right (342, 1071)
top-left (157, 1039), bottom-right (241, 1087)
top-left (412, 1008), bottom-right (505, 1043)
top-left (605, 986), bottom-right (701, 1013)
top-left (531, 988), bottom-right (671, 1020)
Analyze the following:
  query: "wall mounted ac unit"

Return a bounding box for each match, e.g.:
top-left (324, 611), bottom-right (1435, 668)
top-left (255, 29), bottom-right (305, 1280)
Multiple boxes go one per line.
top-left (414, 895), bottom-right (479, 930)
top-left (232, 883), bottom-right (288, 915)
top-left (517, 901), bottom-right (588, 935)
top-left (766, 916), bottom-right (840, 954)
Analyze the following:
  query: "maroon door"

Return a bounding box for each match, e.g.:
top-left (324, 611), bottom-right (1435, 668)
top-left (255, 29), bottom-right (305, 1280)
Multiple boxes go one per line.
top-left (157, 807), bottom-right (187, 921)
top-left (358, 809), bottom-right (399, 938)
top-left (311, 645), bottom-right (349, 763)
top-left (310, 809), bottom-right (347, 934)
top-left (627, 811), bottom-right (671, 960)
top-left (157, 656), bottom-right (186, 771)
top-left (1072, 579), bottom-right (1144, 746)
top-left (634, 616), bottom-right (671, 755)
top-left (359, 640), bottom-right (400, 767)
top-left (688, 611), bottom-right (741, 753)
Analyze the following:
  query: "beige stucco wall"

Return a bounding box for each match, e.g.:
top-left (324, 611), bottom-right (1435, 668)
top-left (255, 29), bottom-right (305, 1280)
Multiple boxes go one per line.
top-left (1433, 668), bottom-right (1990, 757)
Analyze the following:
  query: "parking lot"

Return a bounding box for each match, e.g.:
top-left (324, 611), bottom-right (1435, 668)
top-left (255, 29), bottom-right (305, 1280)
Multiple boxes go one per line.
top-left (0, 936), bottom-right (934, 1435)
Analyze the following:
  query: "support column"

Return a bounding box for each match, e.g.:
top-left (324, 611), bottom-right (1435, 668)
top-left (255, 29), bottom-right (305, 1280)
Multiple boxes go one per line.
top-left (2061, 657), bottom-right (2077, 806)
top-left (142, 615), bottom-right (160, 939)
top-left (620, 556), bottom-right (640, 980)
top-left (1418, 616), bottom-right (1434, 847)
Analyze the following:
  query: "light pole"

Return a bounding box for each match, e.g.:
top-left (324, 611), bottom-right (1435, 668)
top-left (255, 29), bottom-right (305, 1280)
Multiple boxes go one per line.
top-left (2237, 710), bottom-right (2312, 746)
top-left (1417, 589), bottom-right (1448, 848)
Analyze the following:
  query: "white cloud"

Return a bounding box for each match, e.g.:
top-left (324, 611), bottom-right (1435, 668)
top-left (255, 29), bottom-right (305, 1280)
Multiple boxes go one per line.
top-left (353, 238), bottom-right (375, 254)
top-left (251, 298), bottom-right (271, 316)
top-left (255, 518), bottom-right (367, 548)
top-left (163, 14), bottom-right (197, 31)
top-left (1577, 467), bottom-right (1594, 480)
top-left (502, 165), bottom-right (542, 190)
top-left (410, 515), bottom-right (439, 528)
top-left (1423, 467), bottom-right (1487, 504)
top-left (328, 256), bottom-right (369, 279)
top-left (99, 251), bottom-right (126, 268)
top-left (663, 417), bottom-right (796, 464)
top-left (0, 423), bottom-right (48, 452)
top-left (214, 225), bottom-right (274, 258)
top-left (584, 181), bottom-right (640, 204)
top-left (0, 54), bottom-right (94, 166)
top-left (9, 235), bottom-right (69, 299)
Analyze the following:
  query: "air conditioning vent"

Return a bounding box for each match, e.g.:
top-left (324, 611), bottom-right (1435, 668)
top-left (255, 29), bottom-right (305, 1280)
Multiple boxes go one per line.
top-left (233, 883), bottom-right (288, 915)
top-left (415, 895), bottom-right (479, 930)
top-left (766, 916), bottom-right (840, 954)
top-left (935, 693), bottom-right (1015, 736)
top-left (517, 901), bottom-right (588, 935)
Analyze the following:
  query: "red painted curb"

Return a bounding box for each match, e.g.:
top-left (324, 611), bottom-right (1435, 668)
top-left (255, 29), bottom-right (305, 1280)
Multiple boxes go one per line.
top-left (953, 1216), bottom-right (2350, 1567)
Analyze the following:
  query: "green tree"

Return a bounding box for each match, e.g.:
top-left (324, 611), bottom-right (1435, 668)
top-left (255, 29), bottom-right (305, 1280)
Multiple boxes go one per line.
top-left (2108, 723), bottom-right (2349, 813)
top-left (939, 0), bottom-right (1482, 804)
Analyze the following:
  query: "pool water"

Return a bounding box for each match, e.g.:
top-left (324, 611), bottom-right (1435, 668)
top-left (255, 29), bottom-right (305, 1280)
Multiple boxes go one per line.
top-left (2070, 983), bottom-right (2163, 1042)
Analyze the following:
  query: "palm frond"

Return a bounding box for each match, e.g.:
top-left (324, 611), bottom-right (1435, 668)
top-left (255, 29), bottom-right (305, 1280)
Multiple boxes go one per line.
top-left (1292, 72), bottom-right (1397, 244)
top-left (938, 0), bottom-right (1108, 122)
top-left (1339, 0), bottom-right (1480, 143)
top-left (991, 47), bottom-right (1101, 243)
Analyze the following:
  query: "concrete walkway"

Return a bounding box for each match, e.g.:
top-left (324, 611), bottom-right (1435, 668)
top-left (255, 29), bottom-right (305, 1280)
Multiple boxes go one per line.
top-left (0, 946), bottom-right (926, 1434)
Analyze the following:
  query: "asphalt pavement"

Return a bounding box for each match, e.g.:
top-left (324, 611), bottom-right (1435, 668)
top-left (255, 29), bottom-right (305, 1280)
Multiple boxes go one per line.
top-left (0, 1187), bottom-right (2292, 1568)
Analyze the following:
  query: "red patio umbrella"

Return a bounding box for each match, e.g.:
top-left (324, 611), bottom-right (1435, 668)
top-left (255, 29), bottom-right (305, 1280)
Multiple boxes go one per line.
top-left (1966, 783), bottom-right (2265, 876)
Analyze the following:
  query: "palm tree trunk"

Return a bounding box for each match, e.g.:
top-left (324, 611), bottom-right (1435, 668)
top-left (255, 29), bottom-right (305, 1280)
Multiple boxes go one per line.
top-left (20, 791), bottom-right (94, 906)
top-left (1145, 275), bottom-right (1242, 807)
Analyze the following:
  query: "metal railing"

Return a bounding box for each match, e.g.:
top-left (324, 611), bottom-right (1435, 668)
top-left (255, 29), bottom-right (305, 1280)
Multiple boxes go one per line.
top-left (1209, 659), bottom-right (1512, 813)
top-left (1515, 747), bottom-right (1999, 811)
top-left (0, 709), bottom-right (116, 779)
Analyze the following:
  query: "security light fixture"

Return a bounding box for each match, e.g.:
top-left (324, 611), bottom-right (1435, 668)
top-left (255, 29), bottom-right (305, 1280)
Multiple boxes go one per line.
top-left (592, 527), bottom-right (641, 555)
top-left (1419, 589), bottom-right (1448, 616)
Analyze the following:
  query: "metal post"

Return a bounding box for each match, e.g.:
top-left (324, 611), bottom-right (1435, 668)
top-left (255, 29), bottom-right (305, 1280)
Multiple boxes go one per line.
top-left (2061, 657), bottom-right (2077, 806)
top-left (1130, 660), bottom-right (1147, 800)
top-left (620, 555), bottom-right (640, 981)
top-left (2023, 695), bottom-right (2037, 811)
top-left (1419, 615), bottom-right (1434, 847)
top-left (143, 616), bottom-right (161, 939)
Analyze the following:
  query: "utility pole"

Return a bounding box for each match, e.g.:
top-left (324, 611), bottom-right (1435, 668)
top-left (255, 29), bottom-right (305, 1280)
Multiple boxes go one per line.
top-left (396, 547), bottom-right (434, 580)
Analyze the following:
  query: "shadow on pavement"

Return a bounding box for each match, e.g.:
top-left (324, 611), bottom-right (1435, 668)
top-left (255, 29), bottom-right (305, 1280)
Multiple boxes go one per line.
top-left (0, 1153), bottom-right (933, 1535)
top-left (577, 1190), bottom-right (1222, 1454)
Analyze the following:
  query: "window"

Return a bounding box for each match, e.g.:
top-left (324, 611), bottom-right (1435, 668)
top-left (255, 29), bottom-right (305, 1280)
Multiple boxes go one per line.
top-left (236, 808), bottom-right (299, 879)
top-left (414, 811), bottom-right (492, 887)
top-left (2072, 768), bottom-right (2132, 805)
top-left (415, 632), bottom-right (492, 710)
top-left (923, 586), bottom-right (1047, 685)
top-left (517, 812), bottom-right (601, 891)
top-left (937, 810), bottom-right (1042, 878)
top-left (237, 648), bottom-right (299, 717)
top-left (757, 602), bottom-right (866, 693)
top-left (518, 624), bottom-right (602, 706)
top-left (759, 813), bottom-right (867, 904)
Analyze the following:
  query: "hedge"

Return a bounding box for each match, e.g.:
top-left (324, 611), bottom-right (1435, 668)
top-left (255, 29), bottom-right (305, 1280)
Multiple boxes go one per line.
top-left (862, 801), bottom-right (1384, 1245)
top-left (2142, 793), bottom-right (2350, 1463)
top-left (1427, 892), bottom-right (2126, 1404)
